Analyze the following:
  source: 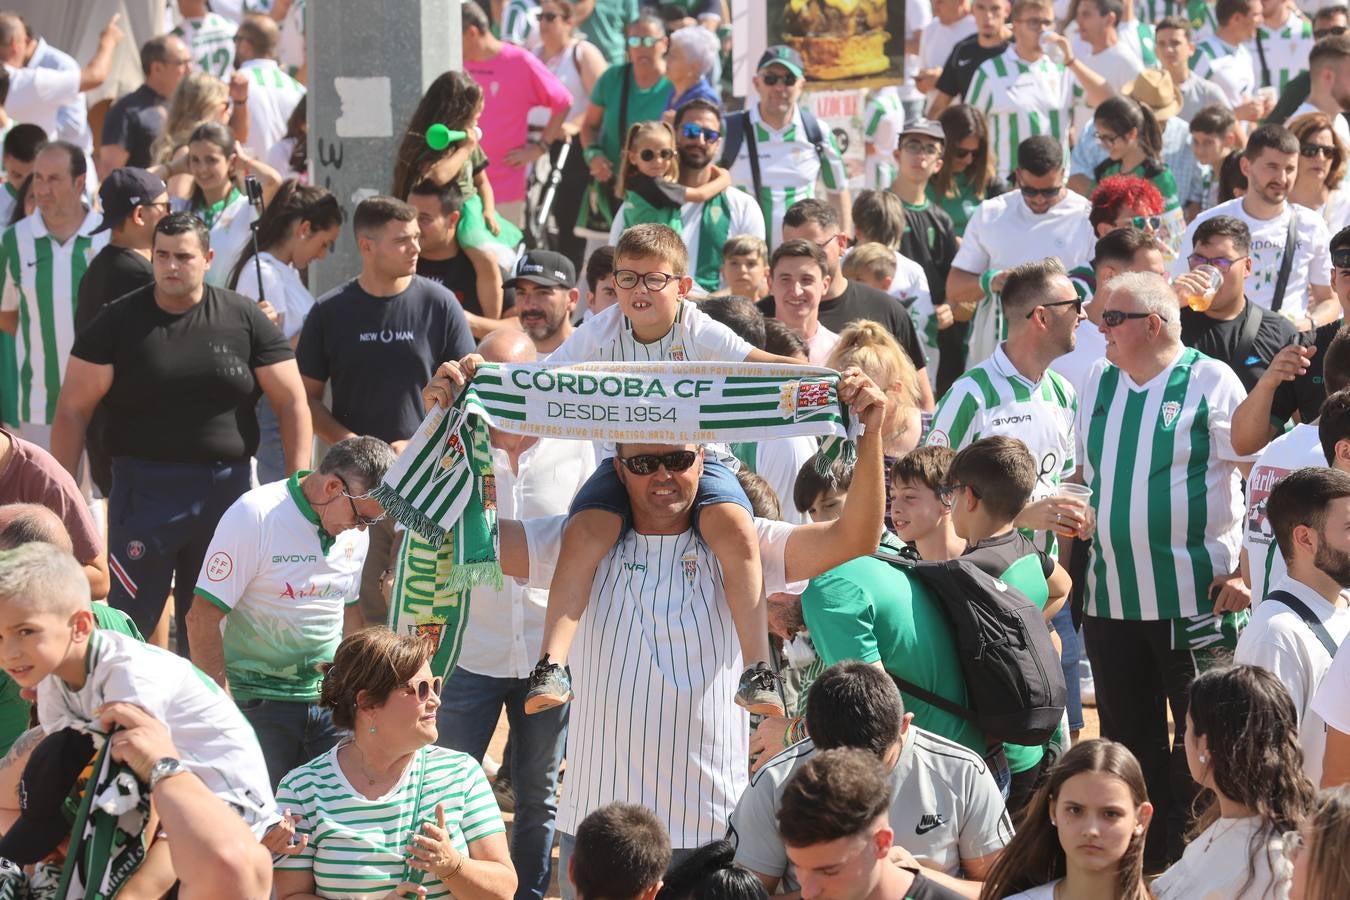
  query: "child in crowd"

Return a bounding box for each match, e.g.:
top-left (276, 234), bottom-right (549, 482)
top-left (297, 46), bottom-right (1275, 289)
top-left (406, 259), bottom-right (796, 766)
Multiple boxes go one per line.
top-left (617, 120), bottom-right (731, 230)
top-left (979, 739), bottom-right (1154, 900)
top-left (1188, 104), bottom-right (1242, 210)
top-left (943, 436), bottom-right (1070, 816)
top-left (570, 803), bottom-right (671, 900)
top-left (392, 71), bottom-right (518, 319)
top-left (850, 190), bottom-right (930, 310)
top-left (840, 242), bottom-right (896, 295)
top-left (889, 445), bottom-right (963, 562)
top-left (792, 457), bottom-right (852, 523)
top-left (584, 245), bottom-right (619, 318)
top-left (716, 234), bottom-right (770, 300)
top-left (526, 224), bottom-right (805, 718)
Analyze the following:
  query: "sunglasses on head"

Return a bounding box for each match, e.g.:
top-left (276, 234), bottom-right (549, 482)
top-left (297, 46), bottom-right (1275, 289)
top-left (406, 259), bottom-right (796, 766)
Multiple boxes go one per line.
top-left (681, 123), bottom-right (721, 142)
top-left (1101, 309), bottom-right (1163, 327)
top-left (619, 450), bottom-right (698, 475)
top-left (404, 677), bottom-right (444, 702)
top-left (761, 72), bottom-right (799, 87)
top-left (1186, 253), bottom-right (1246, 270)
top-left (639, 148), bottom-right (675, 162)
top-left (1315, 25), bottom-right (1348, 38)
top-left (627, 35), bottom-right (662, 48)
top-left (1302, 143), bottom-right (1337, 159)
top-left (1020, 184), bottom-right (1063, 199)
top-left (1333, 247), bottom-right (1350, 269)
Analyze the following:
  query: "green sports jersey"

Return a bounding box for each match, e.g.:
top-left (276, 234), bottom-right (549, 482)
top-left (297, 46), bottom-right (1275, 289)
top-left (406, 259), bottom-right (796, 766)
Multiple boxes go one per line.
top-left (863, 89), bottom-right (905, 190)
top-left (0, 210), bottom-right (108, 426)
top-left (1249, 17), bottom-right (1314, 91)
top-left (967, 47), bottom-right (1072, 178)
top-left (172, 13), bottom-right (237, 78)
top-left (1080, 348), bottom-right (1250, 620)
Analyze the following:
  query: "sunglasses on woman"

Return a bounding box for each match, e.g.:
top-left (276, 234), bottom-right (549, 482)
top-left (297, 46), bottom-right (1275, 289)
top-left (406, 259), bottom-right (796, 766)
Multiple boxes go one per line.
top-left (949, 146), bottom-right (977, 160)
top-left (639, 148), bottom-right (675, 162)
top-left (404, 677), bottom-right (444, 702)
top-left (1301, 143), bottom-right (1337, 159)
top-left (627, 35), bottom-right (662, 48)
top-left (619, 450), bottom-right (698, 475)
top-left (539, 11), bottom-right (567, 21)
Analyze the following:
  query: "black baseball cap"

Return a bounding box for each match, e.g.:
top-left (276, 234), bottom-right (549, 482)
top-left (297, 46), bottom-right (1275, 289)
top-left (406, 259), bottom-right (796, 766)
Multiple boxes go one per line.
top-left (507, 250), bottom-right (577, 289)
top-left (757, 46), bottom-right (805, 78)
top-left (900, 119), bottom-right (946, 143)
top-left (0, 728), bottom-right (94, 864)
top-left (91, 167), bottom-right (168, 234)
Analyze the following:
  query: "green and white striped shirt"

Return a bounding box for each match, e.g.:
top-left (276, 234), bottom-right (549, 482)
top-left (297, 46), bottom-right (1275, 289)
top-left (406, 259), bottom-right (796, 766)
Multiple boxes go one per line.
top-left (172, 13), bottom-right (237, 78)
top-left (1189, 36), bottom-right (1256, 105)
top-left (0, 209), bottom-right (107, 426)
top-left (727, 104), bottom-right (848, 248)
top-left (966, 46), bottom-right (1072, 178)
top-left (1078, 348), bottom-right (1250, 621)
top-left (275, 744), bottom-right (505, 899)
top-left (1248, 17), bottom-right (1314, 91)
top-left (863, 88), bottom-right (905, 190)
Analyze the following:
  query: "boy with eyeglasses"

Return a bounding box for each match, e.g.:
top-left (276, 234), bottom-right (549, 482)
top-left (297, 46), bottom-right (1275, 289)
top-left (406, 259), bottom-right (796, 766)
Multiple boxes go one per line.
top-left (522, 223), bottom-right (805, 718)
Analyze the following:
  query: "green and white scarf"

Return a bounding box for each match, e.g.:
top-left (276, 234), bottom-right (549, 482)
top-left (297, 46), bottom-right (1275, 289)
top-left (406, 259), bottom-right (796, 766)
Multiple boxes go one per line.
top-left (54, 734), bottom-right (151, 899)
top-left (375, 361), bottom-right (858, 677)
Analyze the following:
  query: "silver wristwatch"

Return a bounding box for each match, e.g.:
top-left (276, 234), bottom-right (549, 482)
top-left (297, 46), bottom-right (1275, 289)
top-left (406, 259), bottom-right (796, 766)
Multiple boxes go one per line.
top-left (149, 757), bottom-right (188, 791)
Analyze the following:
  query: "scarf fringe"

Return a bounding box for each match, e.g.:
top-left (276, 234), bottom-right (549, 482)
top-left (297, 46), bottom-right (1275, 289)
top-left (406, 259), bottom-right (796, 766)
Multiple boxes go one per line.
top-left (371, 485), bottom-right (447, 547)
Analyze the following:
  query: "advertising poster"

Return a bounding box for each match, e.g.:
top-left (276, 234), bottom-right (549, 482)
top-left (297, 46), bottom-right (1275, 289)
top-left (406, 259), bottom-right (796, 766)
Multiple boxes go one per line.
top-left (768, 0), bottom-right (908, 86)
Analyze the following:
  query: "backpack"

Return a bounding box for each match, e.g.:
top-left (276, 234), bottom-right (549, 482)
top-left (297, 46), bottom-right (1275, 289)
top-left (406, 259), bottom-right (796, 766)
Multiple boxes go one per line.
top-left (870, 547), bottom-right (1067, 746)
top-left (718, 106), bottom-right (830, 207)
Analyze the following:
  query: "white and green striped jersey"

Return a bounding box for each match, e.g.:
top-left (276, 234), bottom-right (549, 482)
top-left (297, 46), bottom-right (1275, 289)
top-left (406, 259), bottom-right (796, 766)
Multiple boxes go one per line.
top-left (1189, 36), bottom-right (1257, 105)
top-left (726, 104), bottom-right (848, 248)
top-left (0, 209), bottom-right (107, 426)
top-left (966, 46), bottom-right (1072, 178)
top-left (237, 58), bottom-right (306, 159)
top-left (502, 0), bottom-right (541, 49)
top-left (925, 344), bottom-right (1077, 552)
top-left (1136, 0), bottom-right (1216, 34)
top-left (1078, 348), bottom-right (1250, 621)
top-left (1248, 17), bottom-right (1314, 91)
top-left (171, 13), bottom-right (237, 78)
top-left (863, 87), bottom-right (905, 191)
top-left (275, 744), bottom-right (505, 899)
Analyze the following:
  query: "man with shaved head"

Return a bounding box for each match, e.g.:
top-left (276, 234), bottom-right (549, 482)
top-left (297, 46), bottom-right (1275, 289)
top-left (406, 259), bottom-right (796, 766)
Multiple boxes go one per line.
top-left (231, 13), bottom-right (303, 158)
top-left (0, 503), bottom-right (71, 552)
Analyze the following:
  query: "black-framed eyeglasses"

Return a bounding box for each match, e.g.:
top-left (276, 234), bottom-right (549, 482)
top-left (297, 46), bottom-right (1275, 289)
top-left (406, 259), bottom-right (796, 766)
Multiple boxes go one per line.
top-left (639, 147), bottom-right (675, 162)
top-left (1186, 253), bottom-right (1247, 271)
top-left (1096, 131), bottom-right (1125, 146)
top-left (811, 232), bottom-right (841, 251)
top-left (613, 269), bottom-right (680, 291)
top-left (1301, 143), bottom-right (1337, 159)
top-left (403, 677), bottom-right (444, 702)
top-left (681, 123), bottom-right (721, 142)
top-left (619, 450), bottom-right (698, 475)
top-left (1026, 298), bottom-right (1084, 318)
top-left (937, 483), bottom-right (980, 504)
top-left (1020, 184), bottom-right (1063, 199)
top-left (761, 72), bottom-right (799, 87)
top-left (1315, 25), bottom-right (1347, 38)
top-left (627, 35), bottom-right (662, 48)
top-left (901, 139), bottom-right (943, 157)
top-left (336, 474), bottom-right (387, 527)
top-left (1101, 309), bottom-right (1163, 327)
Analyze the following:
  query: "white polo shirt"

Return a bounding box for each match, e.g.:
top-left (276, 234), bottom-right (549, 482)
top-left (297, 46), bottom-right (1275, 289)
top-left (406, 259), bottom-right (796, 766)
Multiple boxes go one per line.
top-left (236, 58), bottom-right (305, 158)
top-left (193, 473), bottom-right (367, 703)
top-left (2, 64), bottom-right (80, 141)
top-left (234, 252), bottom-right (315, 341)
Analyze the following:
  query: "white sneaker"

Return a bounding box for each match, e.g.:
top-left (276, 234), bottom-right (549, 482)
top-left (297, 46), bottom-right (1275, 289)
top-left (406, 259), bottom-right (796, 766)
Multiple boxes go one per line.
top-left (1078, 659), bottom-right (1096, 707)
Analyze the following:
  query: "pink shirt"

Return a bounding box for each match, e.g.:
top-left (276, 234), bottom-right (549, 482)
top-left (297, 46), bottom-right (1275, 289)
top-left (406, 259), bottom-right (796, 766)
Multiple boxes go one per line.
top-left (466, 43), bottom-right (573, 204)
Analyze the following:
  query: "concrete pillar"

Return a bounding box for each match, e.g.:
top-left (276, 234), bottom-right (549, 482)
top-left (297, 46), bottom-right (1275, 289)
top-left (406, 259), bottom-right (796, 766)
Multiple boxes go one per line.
top-left (306, 0), bottom-right (459, 295)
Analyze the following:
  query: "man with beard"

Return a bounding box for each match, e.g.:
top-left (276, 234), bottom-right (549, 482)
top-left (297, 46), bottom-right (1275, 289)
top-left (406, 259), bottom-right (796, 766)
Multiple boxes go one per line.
top-left (1174, 125), bottom-right (1336, 330)
top-left (512, 250), bottom-right (578, 354)
top-left (609, 98), bottom-right (765, 294)
top-left (1239, 464), bottom-right (1350, 787)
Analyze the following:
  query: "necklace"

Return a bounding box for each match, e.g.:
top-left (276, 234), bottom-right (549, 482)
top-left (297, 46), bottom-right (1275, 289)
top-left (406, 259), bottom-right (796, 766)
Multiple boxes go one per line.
top-left (348, 740), bottom-right (389, 787)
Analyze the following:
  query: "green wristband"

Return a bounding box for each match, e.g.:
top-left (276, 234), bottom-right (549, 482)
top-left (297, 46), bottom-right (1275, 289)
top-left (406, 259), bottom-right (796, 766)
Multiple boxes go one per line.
top-left (980, 269), bottom-right (999, 296)
top-left (584, 146), bottom-right (605, 164)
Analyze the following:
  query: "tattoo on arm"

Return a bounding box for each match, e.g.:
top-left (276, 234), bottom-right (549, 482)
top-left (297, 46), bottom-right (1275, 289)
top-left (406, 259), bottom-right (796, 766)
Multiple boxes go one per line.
top-left (0, 727), bottom-right (43, 773)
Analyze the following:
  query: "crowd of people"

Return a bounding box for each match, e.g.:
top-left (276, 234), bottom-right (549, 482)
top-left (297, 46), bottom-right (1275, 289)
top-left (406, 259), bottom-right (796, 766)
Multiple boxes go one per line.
top-left (5, 0), bottom-right (1350, 898)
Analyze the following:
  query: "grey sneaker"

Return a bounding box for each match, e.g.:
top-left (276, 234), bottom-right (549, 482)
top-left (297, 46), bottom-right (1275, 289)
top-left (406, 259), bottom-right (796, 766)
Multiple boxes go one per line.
top-left (524, 657), bottom-right (572, 714)
top-left (735, 662), bottom-right (785, 716)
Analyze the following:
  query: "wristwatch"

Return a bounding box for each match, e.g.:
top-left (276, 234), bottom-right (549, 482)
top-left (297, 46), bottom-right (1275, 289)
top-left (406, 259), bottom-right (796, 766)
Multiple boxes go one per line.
top-left (149, 757), bottom-right (189, 791)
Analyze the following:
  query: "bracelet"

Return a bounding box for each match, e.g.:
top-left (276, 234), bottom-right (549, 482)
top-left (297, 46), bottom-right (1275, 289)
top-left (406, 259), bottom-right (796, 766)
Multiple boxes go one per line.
top-left (1063, 55), bottom-right (1076, 67)
top-left (443, 855), bottom-right (466, 880)
top-left (583, 146), bottom-right (605, 164)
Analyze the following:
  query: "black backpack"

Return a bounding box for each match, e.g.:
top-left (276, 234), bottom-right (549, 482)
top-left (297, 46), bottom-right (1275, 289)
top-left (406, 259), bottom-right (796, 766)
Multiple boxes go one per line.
top-left (870, 548), bottom-right (1066, 746)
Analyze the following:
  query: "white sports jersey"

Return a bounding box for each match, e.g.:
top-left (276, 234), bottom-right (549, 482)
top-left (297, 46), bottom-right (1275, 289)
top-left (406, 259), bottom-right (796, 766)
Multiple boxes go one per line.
top-left (236, 59), bottom-right (305, 159)
top-left (0, 208), bottom-right (108, 426)
top-left (1243, 423), bottom-right (1323, 604)
top-left (1078, 347), bottom-right (1250, 620)
top-left (545, 298), bottom-right (754, 364)
top-left (966, 46), bottom-right (1073, 179)
top-left (1189, 36), bottom-right (1257, 105)
top-left (172, 14), bottom-right (237, 77)
top-left (863, 87), bottom-right (906, 190)
top-left (193, 474), bottom-right (367, 702)
top-left (174, 192), bottom-right (256, 287)
top-left (523, 514), bottom-right (795, 847)
top-left (1248, 17), bottom-right (1314, 91)
top-left (2, 64), bottom-right (80, 142)
top-left (37, 629), bottom-right (276, 830)
top-left (1235, 576), bottom-right (1350, 785)
top-left (726, 104), bottom-right (848, 248)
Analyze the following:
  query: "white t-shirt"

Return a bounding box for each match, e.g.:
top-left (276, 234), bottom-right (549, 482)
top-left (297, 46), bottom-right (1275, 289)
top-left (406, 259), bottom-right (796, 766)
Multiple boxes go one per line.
top-left (233, 251), bottom-right (315, 341)
top-left (545, 298), bottom-right (754, 364)
top-left (1312, 628), bottom-right (1350, 741)
top-left (1152, 818), bottom-right (1292, 900)
top-left (1051, 315), bottom-right (1108, 400)
top-left (1234, 576), bottom-right (1350, 785)
top-left (2, 64), bottom-right (80, 140)
top-left (919, 16), bottom-right (978, 105)
top-left (523, 514), bottom-right (796, 847)
top-left (36, 629), bottom-right (276, 831)
top-left (1174, 198), bottom-right (1331, 319)
top-left (1243, 423), bottom-right (1324, 604)
top-left (236, 58), bottom-right (305, 158)
top-left (1071, 43), bottom-right (1145, 132)
top-left (805, 323), bottom-right (840, 367)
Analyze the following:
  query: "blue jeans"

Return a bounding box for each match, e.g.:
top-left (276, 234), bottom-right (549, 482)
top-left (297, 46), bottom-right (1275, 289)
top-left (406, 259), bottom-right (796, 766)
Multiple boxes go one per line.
top-left (238, 697), bottom-right (343, 789)
top-left (570, 457), bottom-right (751, 530)
top-left (1052, 604), bottom-right (1085, 731)
top-left (254, 399), bottom-right (287, 486)
top-left (558, 833), bottom-right (699, 900)
top-left (437, 666), bottom-right (568, 900)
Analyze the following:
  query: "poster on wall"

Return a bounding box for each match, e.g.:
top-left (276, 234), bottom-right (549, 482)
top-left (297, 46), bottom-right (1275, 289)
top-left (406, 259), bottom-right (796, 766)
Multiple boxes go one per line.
top-left (771, 0), bottom-right (907, 86)
top-left (803, 88), bottom-right (867, 188)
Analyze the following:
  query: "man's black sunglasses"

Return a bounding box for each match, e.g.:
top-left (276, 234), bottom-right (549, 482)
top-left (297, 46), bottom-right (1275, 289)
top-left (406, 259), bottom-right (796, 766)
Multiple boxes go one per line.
top-left (619, 451), bottom-right (698, 475)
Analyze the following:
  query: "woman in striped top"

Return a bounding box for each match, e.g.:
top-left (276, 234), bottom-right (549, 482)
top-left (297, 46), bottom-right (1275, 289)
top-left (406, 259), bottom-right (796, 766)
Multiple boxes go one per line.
top-left (274, 629), bottom-right (515, 900)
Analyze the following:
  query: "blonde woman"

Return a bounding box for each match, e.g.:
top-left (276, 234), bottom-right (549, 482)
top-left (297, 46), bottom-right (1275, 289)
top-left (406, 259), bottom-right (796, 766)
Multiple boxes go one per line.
top-left (152, 70), bottom-right (250, 196)
top-left (1290, 787), bottom-right (1350, 899)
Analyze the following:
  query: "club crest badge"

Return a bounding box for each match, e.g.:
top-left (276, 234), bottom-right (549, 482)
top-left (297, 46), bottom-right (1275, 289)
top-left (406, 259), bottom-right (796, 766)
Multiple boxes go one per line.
top-left (126, 540), bottom-right (146, 561)
top-left (1160, 400), bottom-right (1181, 429)
top-left (682, 551), bottom-right (698, 585)
top-left (481, 474), bottom-right (497, 511)
top-left (410, 614), bottom-right (447, 648)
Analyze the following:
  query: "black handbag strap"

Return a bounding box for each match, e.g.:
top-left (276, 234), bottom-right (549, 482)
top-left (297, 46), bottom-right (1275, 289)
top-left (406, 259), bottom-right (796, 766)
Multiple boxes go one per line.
top-left (744, 114), bottom-right (765, 223)
top-left (1266, 590), bottom-right (1340, 657)
top-left (1233, 299), bottom-right (1264, 378)
top-left (1271, 209), bottom-right (1299, 312)
top-left (1255, 27), bottom-right (1272, 88)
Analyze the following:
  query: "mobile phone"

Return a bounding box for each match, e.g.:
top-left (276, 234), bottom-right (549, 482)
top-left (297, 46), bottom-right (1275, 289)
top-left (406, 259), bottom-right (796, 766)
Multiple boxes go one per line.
top-left (244, 174), bottom-right (264, 206)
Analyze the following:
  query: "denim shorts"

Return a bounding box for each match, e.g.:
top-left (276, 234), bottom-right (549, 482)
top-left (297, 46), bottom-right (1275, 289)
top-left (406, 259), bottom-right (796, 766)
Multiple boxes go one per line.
top-left (569, 456), bottom-right (751, 531)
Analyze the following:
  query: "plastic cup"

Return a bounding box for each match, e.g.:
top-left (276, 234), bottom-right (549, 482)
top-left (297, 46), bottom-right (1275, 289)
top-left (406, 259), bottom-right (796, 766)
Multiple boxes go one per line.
top-left (1053, 483), bottom-right (1093, 537)
top-left (1180, 264), bottom-right (1223, 312)
top-left (1039, 31), bottom-right (1068, 64)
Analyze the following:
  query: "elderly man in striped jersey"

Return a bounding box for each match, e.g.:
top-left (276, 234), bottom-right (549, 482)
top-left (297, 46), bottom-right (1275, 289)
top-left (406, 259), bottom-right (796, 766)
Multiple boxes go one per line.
top-left (1075, 270), bottom-right (1253, 872)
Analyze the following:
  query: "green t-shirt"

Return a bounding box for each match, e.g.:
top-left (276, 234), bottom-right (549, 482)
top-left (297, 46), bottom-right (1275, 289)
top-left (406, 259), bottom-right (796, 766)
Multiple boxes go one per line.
top-left (581, 0), bottom-right (641, 66)
top-left (928, 172), bottom-right (1005, 238)
top-left (802, 556), bottom-right (985, 754)
top-left (590, 64), bottom-right (674, 169)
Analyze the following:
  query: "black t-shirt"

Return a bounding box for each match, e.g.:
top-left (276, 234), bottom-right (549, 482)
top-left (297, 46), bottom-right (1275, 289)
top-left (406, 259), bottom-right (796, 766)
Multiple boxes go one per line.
top-left (900, 201), bottom-right (958, 309)
top-left (296, 275), bottom-right (476, 443)
top-left (99, 84), bottom-right (167, 169)
top-left (1301, 318), bottom-right (1342, 421)
top-left (416, 253), bottom-right (515, 319)
top-left (628, 172), bottom-right (686, 209)
top-left (903, 868), bottom-right (970, 900)
top-left (71, 284), bottom-right (293, 463)
top-left (75, 245), bottom-right (154, 334)
top-left (962, 530), bottom-right (1054, 583)
top-left (760, 280), bottom-right (928, 374)
top-left (935, 36), bottom-right (1010, 101)
top-left (1180, 300), bottom-right (1315, 425)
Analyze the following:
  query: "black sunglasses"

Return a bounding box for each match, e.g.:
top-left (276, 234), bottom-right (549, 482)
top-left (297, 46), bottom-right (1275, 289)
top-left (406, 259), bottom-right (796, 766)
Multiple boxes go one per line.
top-left (1315, 25), bottom-right (1347, 38)
top-left (1302, 143), bottom-right (1337, 159)
top-left (403, 677), bottom-right (444, 702)
top-left (1020, 184), bottom-right (1063, 199)
top-left (950, 146), bottom-right (977, 160)
top-left (539, 10), bottom-right (566, 21)
top-left (336, 474), bottom-right (387, 527)
top-left (1101, 309), bottom-right (1162, 327)
top-left (619, 450), bottom-right (698, 475)
top-left (761, 72), bottom-right (799, 87)
top-left (639, 148), bottom-right (675, 162)
top-left (1027, 298), bottom-right (1084, 318)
